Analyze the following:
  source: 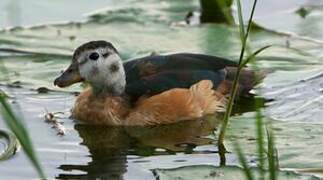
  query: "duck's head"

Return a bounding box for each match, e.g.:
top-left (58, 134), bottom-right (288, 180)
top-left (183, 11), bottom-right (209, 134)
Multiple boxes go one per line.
top-left (54, 40), bottom-right (126, 95)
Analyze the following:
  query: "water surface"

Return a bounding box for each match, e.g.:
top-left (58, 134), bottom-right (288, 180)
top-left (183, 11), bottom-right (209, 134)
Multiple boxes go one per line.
top-left (1, 0), bottom-right (323, 179)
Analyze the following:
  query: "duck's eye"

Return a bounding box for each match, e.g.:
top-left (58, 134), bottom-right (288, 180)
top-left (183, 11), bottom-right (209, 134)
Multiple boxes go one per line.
top-left (102, 53), bottom-right (109, 58)
top-left (89, 52), bottom-right (99, 61)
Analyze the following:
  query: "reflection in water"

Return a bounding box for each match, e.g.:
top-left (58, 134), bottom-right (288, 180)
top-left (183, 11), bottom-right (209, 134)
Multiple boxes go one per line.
top-left (58, 126), bottom-right (130, 179)
top-left (5, 0), bottom-right (21, 28)
top-left (233, 96), bottom-right (267, 115)
top-left (57, 115), bottom-right (223, 179)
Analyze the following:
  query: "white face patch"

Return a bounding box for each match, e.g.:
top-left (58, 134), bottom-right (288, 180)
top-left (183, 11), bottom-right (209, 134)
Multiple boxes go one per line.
top-left (77, 47), bottom-right (126, 95)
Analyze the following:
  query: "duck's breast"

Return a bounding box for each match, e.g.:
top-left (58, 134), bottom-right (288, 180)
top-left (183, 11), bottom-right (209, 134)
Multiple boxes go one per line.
top-left (72, 90), bottom-right (129, 125)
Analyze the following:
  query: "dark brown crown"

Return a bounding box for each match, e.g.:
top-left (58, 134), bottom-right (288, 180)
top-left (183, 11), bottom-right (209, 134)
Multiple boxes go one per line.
top-left (72, 40), bottom-right (118, 61)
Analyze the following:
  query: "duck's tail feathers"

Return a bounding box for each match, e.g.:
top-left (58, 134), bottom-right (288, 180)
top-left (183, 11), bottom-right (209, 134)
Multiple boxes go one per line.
top-left (189, 80), bottom-right (227, 115)
top-left (225, 67), bottom-right (268, 96)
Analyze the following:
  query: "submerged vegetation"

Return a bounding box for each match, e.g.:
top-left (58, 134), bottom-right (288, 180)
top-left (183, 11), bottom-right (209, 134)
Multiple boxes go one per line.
top-left (0, 128), bottom-right (18, 160)
top-left (200, 0), bottom-right (234, 24)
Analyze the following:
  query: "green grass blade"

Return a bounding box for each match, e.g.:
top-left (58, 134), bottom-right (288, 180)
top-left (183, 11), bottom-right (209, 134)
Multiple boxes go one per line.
top-left (0, 96), bottom-right (46, 179)
top-left (275, 148), bottom-right (280, 169)
top-left (234, 142), bottom-right (255, 180)
top-left (240, 45), bottom-right (272, 68)
top-left (236, 0), bottom-right (245, 43)
top-left (255, 97), bottom-right (265, 180)
top-left (218, 0), bottom-right (258, 148)
top-left (238, 0), bottom-right (258, 65)
top-left (266, 127), bottom-right (277, 180)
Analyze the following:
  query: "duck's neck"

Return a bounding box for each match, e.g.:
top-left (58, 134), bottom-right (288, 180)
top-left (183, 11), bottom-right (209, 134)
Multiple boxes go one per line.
top-left (91, 82), bottom-right (125, 97)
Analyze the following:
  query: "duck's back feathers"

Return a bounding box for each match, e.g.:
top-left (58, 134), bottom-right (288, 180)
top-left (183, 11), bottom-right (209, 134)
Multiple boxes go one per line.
top-left (124, 53), bottom-right (237, 83)
top-left (124, 53), bottom-right (260, 100)
top-left (125, 69), bottom-right (226, 99)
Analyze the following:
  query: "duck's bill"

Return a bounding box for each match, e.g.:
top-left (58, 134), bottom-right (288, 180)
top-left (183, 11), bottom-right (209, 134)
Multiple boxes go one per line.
top-left (54, 63), bottom-right (83, 88)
